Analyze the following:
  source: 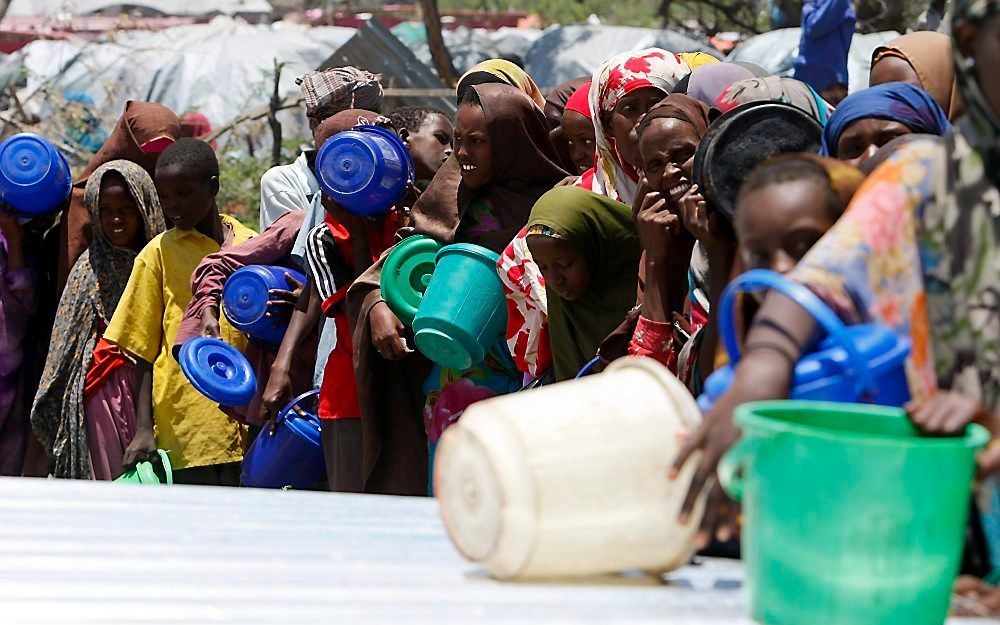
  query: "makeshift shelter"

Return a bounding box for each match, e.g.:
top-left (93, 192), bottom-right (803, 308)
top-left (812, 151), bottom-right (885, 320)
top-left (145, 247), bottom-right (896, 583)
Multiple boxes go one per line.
top-left (321, 19), bottom-right (457, 116)
top-left (524, 24), bottom-right (720, 87)
top-left (5, 0), bottom-right (274, 21)
top-left (0, 17), bottom-right (353, 152)
top-left (728, 28), bottom-right (900, 93)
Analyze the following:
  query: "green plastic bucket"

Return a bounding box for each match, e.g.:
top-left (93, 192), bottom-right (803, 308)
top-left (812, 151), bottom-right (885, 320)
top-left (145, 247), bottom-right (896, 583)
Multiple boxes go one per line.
top-left (114, 449), bottom-right (173, 485)
top-left (380, 235), bottom-right (442, 326)
top-left (720, 401), bottom-right (988, 625)
top-left (412, 243), bottom-right (507, 370)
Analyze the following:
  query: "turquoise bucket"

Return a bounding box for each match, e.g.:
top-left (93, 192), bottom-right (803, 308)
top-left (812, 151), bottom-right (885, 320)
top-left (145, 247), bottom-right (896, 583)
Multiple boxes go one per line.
top-left (412, 244), bottom-right (507, 370)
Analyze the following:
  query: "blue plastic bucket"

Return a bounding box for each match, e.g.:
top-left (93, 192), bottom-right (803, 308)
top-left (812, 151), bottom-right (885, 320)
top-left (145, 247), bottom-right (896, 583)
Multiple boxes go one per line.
top-left (178, 337), bottom-right (257, 407)
top-left (315, 124), bottom-right (413, 217)
top-left (222, 265), bottom-right (306, 346)
top-left (0, 133), bottom-right (72, 216)
top-left (697, 269), bottom-right (911, 412)
top-left (241, 390), bottom-right (325, 489)
top-left (412, 244), bottom-right (507, 370)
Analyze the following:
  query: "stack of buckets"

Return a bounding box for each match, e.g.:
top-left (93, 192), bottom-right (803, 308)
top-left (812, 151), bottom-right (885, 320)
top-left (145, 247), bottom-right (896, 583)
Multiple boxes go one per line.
top-left (0, 133), bottom-right (73, 217)
top-left (708, 270), bottom-right (988, 625)
top-left (381, 235), bottom-right (508, 371)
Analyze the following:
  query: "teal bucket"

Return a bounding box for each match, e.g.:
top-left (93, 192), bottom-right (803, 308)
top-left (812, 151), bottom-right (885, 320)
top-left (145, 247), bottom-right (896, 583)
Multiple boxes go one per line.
top-left (412, 243), bottom-right (507, 370)
top-left (720, 401), bottom-right (989, 625)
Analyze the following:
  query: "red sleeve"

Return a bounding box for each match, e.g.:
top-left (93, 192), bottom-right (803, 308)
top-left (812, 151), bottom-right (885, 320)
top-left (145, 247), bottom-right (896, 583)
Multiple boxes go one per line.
top-left (628, 316), bottom-right (679, 373)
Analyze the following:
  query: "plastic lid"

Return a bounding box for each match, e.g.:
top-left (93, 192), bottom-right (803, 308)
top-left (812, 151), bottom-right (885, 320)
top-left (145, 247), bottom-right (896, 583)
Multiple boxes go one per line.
top-left (178, 337), bottom-right (257, 407)
top-left (222, 269), bottom-right (270, 326)
top-left (381, 235), bottom-right (442, 326)
top-left (693, 101), bottom-right (823, 223)
top-left (0, 134), bottom-right (57, 187)
top-left (414, 327), bottom-right (475, 371)
top-left (318, 131), bottom-right (381, 196)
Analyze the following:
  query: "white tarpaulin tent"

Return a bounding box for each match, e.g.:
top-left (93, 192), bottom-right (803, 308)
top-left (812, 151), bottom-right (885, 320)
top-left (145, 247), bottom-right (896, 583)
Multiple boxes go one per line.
top-left (5, 0), bottom-right (274, 18)
top-left (0, 17), bottom-right (354, 137)
top-left (524, 24), bottom-right (719, 88)
top-left (728, 28), bottom-right (900, 94)
top-left (393, 22), bottom-right (543, 76)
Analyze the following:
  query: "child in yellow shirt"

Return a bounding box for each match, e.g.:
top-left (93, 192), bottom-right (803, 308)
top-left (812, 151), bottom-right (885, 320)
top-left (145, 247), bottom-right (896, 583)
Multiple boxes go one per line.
top-left (106, 138), bottom-right (256, 485)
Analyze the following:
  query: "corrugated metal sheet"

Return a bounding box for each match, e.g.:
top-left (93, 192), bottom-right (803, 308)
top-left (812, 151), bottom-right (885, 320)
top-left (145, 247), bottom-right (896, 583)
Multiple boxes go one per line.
top-left (320, 19), bottom-right (457, 116)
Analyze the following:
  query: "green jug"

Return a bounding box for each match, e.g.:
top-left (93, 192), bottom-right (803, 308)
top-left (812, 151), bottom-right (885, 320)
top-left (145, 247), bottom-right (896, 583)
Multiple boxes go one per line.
top-left (720, 401), bottom-right (988, 625)
top-left (114, 449), bottom-right (173, 485)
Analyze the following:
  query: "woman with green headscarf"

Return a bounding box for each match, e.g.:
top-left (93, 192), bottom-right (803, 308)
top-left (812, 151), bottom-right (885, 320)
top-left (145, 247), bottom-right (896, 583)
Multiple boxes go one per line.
top-left (524, 186), bottom-right (642, 382)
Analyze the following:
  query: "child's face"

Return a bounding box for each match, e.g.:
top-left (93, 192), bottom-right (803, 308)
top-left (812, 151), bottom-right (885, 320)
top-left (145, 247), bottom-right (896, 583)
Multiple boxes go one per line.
top-left (526, 235), bottom-right (592, 302)
top-left (736, 179), bottom-right (836, 275)
top-left (604, 87), bottom-right (666, 168)
top-left (454, 103), bottom-right (492, 189)
top-left (405, 113), bottom-right (454, 182)
top-left (639, 117), bottom-right (699, 201)
top-left (98, 176), bottom-right (143, 250)
top-left (561, 109), bottom-right (595, 174)
top-left (155, 164), bottom-right (218, 231)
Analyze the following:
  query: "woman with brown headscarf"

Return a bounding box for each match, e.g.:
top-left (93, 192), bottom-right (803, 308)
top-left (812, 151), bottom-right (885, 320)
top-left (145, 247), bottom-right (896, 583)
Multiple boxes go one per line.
top-left (346, 84), bottom-right (567, 496)
top-left (869, 31), bottom-right (965, 121)
top-left (59, 100), bottom-right (180, 291)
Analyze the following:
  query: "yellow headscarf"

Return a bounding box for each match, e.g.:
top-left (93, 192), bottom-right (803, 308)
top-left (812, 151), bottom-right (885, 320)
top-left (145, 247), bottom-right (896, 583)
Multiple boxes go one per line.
top-left (678, 52), bottom-right (720, 70)
top-left (457, 59), bottom-right (546, 109)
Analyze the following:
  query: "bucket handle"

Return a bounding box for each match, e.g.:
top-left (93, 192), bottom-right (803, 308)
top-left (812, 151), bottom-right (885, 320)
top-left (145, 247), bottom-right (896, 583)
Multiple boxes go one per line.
top-left (717, 436), bottom-right (760, 502)
top-left (719, 269), bottom-right (874, 398)
top-left (154, 449), bottom-right (173, 485)
top-left (276, 390), bottom-right (321, 426)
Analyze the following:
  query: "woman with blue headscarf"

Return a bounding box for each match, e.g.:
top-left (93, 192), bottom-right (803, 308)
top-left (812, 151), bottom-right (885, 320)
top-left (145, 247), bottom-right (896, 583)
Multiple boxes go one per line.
top-left (819, 82), bottom-right (952, 167)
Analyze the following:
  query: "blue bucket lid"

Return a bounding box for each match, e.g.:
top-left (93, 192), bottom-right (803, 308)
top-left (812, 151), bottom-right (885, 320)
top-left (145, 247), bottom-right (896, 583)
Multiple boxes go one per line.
top-left (0, 133), bottom-right (72, 215)
top-left (318, 130), bottom-right (380, 196)
top-left (222, 267), bottom-right (271, 326)
top-left (276, 390), bottom-right (322, 446)
top-left (178, 337), bottom-right (257, 407)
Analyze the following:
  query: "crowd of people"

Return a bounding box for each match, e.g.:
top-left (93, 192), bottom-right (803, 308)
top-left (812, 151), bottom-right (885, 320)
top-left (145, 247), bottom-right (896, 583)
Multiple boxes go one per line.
top-left (0, 0), bottom-right (997, 607)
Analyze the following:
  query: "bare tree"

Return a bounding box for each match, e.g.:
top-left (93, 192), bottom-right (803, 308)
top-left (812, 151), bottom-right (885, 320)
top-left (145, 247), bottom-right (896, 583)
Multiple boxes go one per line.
top-left (419, 0), bottom-right (457, 86)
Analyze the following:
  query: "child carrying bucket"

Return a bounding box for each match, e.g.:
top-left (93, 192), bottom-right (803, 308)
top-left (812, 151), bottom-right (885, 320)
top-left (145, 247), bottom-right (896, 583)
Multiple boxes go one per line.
top-left (301, 110), bottom-right (403, 492)
top-left (31, 161), bottom-right (165, 480)
top-left (104, 139), bottom-right (256, 486)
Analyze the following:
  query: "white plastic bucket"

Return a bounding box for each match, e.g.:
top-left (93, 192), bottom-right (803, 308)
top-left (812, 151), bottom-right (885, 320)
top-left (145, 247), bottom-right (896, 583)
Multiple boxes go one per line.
top-left (434, 356), bottom-right (707, 580)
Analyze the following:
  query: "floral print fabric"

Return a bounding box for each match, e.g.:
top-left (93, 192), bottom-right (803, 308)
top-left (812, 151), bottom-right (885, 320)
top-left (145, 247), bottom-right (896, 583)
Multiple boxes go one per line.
top-left (791, 124), bottom-right (1000, 409)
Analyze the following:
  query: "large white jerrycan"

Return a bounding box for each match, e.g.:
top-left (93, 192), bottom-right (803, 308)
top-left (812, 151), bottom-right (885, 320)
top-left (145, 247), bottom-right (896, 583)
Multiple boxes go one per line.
top-left (434, 356), bottom-right (707, 580)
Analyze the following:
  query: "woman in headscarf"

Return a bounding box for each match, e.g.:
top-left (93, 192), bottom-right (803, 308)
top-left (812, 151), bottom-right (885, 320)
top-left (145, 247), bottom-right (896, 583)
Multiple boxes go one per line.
top-left (869, 31), bottom-right (964, 121)
top-left (346, 84), bottom-right (567, 495)
top-left (524, 186), bottom-right (642, 382)
top-left (499, 48), bottom-right (691, 379)
top-left (715, 76), bottom-right (834, 125)
top-left (819, 83), bottom-right (952, 168)
top-left (673, 1), bottom-right (1000, 569)
top-left (679, 63), bottom-right (757, 108)
top-left (627, 95), bottom-right (724, 390)
top-left (59, 101), bottom-right (179, 292)
top-left (543, 76), bottom-right (592, 129)
top-left (31, 160), bottom-right (165, 480)
top-left (561, 82), bottom-right (596, 175)
top-left (455, 59), bottom-right (546, 109)
top-left (678, 52), bottom-right (720, 71)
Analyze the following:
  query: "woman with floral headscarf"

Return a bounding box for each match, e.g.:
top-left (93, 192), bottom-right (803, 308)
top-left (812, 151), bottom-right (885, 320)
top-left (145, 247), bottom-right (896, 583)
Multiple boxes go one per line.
top-left (32, 160), bottom-right (165, 480)
top-left (500, 49), bottom-right (691, 379)
top-left (672, 0), bottom-right (1000, 574)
